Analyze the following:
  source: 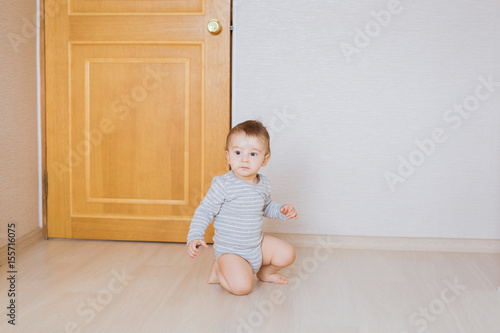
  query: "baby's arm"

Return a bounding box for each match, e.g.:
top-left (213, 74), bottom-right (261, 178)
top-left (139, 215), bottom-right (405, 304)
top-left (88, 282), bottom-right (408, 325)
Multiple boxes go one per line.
top-left (186, 177), bottom-right (227, 257)
top-left (264, 195), bottom-right (298, 220)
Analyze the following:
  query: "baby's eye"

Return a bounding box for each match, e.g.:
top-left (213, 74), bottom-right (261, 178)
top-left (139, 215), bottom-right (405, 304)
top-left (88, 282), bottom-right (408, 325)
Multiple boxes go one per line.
top-left (235, 151), bottom-right (240, 155)
top-left (250, 152), bottom-right (257, 157)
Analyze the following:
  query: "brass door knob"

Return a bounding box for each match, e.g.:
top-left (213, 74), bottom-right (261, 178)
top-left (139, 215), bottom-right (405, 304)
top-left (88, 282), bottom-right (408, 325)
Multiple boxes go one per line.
top-left (207, 19), bottom-right (222, 35)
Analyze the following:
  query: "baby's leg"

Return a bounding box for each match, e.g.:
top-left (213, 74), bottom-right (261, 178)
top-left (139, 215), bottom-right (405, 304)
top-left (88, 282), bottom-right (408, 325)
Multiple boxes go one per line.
top-left (257, 235), bottom-right (296, 284)
top-left (211, 254), bottom-right (254, 295)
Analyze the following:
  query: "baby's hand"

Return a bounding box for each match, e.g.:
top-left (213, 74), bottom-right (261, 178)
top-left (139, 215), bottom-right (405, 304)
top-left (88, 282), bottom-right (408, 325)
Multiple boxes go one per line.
top-left (187, 239), bottom-right (208, 258)
top-left (281, 204), bottom-right (298, 220)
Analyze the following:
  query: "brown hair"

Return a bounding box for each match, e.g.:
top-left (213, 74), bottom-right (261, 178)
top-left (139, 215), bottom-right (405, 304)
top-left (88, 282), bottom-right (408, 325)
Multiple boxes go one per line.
top-left (225, 120), bottom-right (271, 156)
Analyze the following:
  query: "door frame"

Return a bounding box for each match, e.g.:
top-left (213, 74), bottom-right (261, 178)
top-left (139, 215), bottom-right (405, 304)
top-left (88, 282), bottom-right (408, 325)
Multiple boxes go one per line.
top-left (40, 0), bottom-right (48, 240)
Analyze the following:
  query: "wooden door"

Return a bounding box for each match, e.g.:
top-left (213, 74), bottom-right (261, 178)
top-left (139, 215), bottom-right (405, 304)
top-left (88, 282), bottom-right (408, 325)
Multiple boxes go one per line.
top-left (45, 0), bottom-right (230, 242)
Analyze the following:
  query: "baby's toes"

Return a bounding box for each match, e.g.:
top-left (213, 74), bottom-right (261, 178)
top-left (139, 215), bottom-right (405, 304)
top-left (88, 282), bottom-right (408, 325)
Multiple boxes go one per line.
top-left (279, 275), bottom-right (288, 284)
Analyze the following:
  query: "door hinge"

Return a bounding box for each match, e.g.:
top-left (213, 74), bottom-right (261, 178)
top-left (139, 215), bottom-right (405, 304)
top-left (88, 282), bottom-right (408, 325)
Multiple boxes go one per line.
top-left (43, 170), bottom-right (48, 199)
top-left (230, 25), bottom-right (234, 31)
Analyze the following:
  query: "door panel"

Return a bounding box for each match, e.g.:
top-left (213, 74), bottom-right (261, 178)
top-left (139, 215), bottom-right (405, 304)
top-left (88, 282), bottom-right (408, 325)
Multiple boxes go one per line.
top-left (70, 0), bottom-right (203, 14)
top-left (46, 0), bottom-right (230, 242)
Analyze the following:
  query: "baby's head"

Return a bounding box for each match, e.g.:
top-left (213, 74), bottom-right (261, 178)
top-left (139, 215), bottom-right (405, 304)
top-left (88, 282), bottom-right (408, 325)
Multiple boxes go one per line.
top-left (226, 120), bottom-right (271, 155)
top-left (225, 120), bottom-right (271, 179)
top-left (225, 120), bottom-right (271, 156)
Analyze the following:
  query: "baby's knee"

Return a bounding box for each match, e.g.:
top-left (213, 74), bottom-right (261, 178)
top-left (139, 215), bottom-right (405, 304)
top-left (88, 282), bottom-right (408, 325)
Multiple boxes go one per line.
top-left (290, 246), bottom-right (297, 261)
top-left (229, 280), bottom-right (253, 296)
top-left (285, 245), bottom-right (296, 265)
top-left (274, 244), bottom-right (296, 267)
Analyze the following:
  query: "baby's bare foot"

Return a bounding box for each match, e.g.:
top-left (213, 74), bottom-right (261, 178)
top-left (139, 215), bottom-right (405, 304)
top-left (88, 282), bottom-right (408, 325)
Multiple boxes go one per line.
top-left (256, 272), bottom-right (288, 284)
top-left (207, 260), bottom-right (219, 284)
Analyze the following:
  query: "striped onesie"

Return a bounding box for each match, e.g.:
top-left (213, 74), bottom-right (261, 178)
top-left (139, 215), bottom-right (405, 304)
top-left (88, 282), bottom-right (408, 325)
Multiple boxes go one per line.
top-left (187, 170), bottom-right (287, 273)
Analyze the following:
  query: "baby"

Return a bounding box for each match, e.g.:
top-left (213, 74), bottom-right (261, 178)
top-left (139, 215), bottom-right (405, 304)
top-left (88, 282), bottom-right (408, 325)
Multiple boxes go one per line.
top-left (187, 120), bottom-right (298, 295)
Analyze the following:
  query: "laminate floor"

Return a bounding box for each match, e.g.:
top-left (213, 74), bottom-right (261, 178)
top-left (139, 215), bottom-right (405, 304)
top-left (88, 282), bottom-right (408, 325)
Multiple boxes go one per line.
top-left (0, 237), bottom-right (499, 333)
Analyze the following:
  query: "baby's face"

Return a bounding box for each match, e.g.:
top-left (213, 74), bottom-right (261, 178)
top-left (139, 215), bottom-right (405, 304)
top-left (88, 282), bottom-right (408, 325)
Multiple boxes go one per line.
top-left (226, 133), bottom-right (269, 183)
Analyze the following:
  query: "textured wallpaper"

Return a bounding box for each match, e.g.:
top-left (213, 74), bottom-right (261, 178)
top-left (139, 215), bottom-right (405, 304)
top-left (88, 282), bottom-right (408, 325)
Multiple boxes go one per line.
top-left (0, 0), bottom-right (40, 247)
top-left (232, 0), bottom-right (500, 239)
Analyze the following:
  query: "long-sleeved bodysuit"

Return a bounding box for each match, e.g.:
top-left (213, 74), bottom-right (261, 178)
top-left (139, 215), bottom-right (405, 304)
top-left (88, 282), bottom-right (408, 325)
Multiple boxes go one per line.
top-left (186, 170), bottom-right (287, 273)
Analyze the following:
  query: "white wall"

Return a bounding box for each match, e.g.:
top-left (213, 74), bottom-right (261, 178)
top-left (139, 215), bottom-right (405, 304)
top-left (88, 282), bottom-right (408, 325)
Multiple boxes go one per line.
top-left (232, 0), bottom-right (500, 239)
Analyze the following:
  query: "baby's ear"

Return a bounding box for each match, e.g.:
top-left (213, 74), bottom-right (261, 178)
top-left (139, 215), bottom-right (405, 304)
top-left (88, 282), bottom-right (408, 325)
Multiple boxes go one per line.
top-left (262, 153), bottom-right (270, 166)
